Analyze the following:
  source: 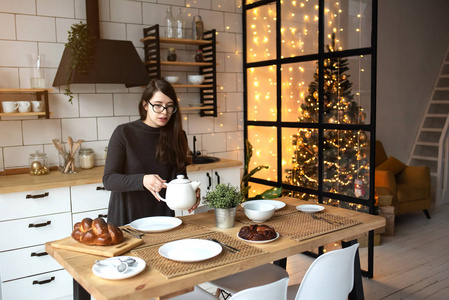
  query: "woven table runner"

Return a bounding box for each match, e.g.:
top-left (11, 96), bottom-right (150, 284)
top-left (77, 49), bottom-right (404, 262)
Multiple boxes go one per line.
top-left (122, 220), bottom-right (215, 249)
top-left (130, 231), bottom-right (266, 278)
top-left (235, 203), bottom-right (298, 223)
top-left (261, 212), bottom-right (361, 241)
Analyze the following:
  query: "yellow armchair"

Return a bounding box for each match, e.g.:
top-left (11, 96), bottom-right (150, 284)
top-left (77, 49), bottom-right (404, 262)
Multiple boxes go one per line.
top-left (375, 141), bottom-right (431, 218)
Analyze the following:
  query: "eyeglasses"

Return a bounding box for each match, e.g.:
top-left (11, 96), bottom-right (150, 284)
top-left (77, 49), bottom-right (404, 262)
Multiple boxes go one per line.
top-left (148, 102), bottom-right (177, 114)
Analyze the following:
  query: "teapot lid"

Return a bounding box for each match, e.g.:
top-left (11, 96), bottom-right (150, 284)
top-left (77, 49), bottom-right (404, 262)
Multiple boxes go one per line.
top-left (170, 175), bottom-right (191, 184)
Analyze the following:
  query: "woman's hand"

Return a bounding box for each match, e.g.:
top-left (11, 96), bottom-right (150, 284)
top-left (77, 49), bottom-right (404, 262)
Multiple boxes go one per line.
top-left (143, 174), bottom-right (167, 200)
top-left (187, 188), bottom-right (201, 214)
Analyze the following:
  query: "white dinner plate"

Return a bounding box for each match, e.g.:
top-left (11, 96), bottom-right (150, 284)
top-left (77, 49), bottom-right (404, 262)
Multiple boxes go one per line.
top-left (296, 204), bottom-right (325, 213)
top-left (130, 216), bottom-right (182, 233)
top-left (92, 256), bottom-right (146, 280)
top-left (241, 200), bottom-right (286, 210)
top-left (159, 239), bottom-right (222, 262)
top-left (237, 231), bottom-right (280, 244)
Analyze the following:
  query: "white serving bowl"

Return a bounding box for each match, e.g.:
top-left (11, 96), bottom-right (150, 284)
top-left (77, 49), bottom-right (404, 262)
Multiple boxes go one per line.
top-left (188, 75), bottom-right (205, 85)
top-left (243, 202), bottom-right (276, 223)
top-left (164, 76), bottom-right (179, 84)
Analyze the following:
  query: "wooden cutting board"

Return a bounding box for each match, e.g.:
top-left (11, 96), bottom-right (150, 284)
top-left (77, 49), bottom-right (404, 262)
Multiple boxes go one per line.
top-left (50, 236), bottom-right (143, 257)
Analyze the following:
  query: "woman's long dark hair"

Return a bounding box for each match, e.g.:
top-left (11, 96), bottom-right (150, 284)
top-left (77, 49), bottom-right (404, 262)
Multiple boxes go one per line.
top-left (139, 79), bottom-right (191, 171)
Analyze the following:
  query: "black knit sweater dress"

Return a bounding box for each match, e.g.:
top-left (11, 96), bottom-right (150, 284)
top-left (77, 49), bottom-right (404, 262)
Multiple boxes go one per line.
top-left (103, 120), bottom-right (186, 226)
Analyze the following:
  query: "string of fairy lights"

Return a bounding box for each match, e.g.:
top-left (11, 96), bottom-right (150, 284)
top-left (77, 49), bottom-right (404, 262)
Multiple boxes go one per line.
top-left (246, 0), bottom-right (371, 212)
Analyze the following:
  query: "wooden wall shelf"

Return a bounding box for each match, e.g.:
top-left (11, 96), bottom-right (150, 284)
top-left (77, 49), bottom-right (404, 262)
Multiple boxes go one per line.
top-left (0, 88), bottom-right (52, 119)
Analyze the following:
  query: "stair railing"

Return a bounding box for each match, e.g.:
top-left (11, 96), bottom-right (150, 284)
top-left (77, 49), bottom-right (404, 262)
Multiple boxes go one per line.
top-left (436, 113), bottom-right (449, 205)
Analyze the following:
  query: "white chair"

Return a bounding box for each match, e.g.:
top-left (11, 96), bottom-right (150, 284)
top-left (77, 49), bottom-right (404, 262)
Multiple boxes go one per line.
top-left (168, 277), bottom-right (289, 300)
top-left (229, 277), bottom-right (289, 300)
top-left (209, 263), bottom-right (289, 297)
top-left (287, 243), bottom-right (360, 300)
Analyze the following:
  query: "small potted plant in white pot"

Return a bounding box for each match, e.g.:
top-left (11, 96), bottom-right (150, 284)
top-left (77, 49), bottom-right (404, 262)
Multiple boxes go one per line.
top-left (203, 183), bottom-right (243, 228)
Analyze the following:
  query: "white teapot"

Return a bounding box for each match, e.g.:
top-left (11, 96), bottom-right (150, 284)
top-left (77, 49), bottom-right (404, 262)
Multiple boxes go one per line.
top-left (157, 175), bottom-right (201, 210)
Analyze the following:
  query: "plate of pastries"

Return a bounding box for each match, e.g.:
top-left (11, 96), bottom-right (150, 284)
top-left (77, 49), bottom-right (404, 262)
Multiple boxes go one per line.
top-left (237, 224), bottom-right (279, 243)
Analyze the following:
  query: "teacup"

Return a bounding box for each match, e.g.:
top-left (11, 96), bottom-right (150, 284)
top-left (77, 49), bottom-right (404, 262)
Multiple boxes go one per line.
top-left (17, 101), bottom-right (31, 113)
top-left (2, 101), bottom-right (19, 113)
top-left (31, 101), bottom-right (43, 112)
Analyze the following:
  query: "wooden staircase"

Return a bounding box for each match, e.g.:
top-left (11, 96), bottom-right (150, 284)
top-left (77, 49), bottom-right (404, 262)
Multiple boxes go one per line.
top-left (408, 48), bottom-right (449, 205)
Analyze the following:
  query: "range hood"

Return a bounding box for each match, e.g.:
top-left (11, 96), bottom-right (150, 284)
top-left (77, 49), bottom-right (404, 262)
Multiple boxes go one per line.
top-left (53, 0), bottom-right (149, 88)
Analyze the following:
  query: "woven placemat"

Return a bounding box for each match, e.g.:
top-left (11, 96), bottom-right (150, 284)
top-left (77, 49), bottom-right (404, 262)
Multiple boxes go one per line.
top-left (235, 203), bottom-right (298, 223)
top-left (263, 212), bottom-right (361, 241)
top-left (131, 231), bottom-right (266, 278)
top-left (122, 220), bottom-right (214, 248)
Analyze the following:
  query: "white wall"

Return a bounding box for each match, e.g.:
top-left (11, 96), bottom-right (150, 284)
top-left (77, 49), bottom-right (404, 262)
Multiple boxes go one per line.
top-left (376, 0), bottom-right (449, 163)
top-left (0, 0), bottom-right (244, 171)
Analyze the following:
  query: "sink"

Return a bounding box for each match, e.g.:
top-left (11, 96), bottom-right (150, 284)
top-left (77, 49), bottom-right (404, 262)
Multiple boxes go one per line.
top-left (192, 156), bottom-right (220, 164)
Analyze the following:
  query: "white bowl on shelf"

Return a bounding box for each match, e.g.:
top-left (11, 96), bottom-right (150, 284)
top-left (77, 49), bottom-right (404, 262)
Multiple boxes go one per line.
top-left (188, 75), bottom-right (205, 85)
top-left (243, 202), bottom-right (276, 223)
top-left (164, 76), bottom-right (179, 84)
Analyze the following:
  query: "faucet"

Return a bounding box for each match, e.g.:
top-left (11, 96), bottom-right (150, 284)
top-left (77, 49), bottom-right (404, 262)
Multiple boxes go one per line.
top-left (193, 136), bottom-right (201, 157)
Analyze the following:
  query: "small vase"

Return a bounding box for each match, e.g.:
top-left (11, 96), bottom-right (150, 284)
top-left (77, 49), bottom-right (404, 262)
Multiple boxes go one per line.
top-left (214, 207), bottom-right (236, 229)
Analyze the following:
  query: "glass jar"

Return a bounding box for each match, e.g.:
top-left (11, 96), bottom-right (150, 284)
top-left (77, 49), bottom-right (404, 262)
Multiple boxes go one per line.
top-left (192, 15), bottom-right (204, 40)
top-left (167, 48), bottom-right (177, 61)
top-left (195, 49), bottom-right (204, 62)
top-left (29, 151), bottom-right (49, 175)
top-left (79, 148), bottom-right (94, 169)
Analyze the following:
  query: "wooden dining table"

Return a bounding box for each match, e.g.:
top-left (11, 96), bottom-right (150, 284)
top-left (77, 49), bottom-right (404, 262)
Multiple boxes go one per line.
top-left (45, 197), bottom-right (386, 300)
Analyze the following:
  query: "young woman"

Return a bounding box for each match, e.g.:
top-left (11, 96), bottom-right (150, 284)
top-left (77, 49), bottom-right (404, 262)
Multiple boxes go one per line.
top-left (103, 79), bottom-right (199, 226)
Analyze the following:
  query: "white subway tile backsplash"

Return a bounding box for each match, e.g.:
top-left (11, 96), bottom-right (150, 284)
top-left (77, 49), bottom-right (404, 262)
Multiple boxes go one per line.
top-left (214, 112), bottom-right (237, 132)
top-left (23, 119), bottom-right (61, 145)
top-left (215, 52), bottom-right (225, 73)
top-left (37, 0), bottom-right (74, 18)
top-left (0, 68), bottom-right (19, 88)
top-left (38, 42), bottom-right (65, 68)
top-left (97, 116), bottom-right (130, 140)
top-left (216, 32), bottom-right (235, 52)
top-left (201, 132), bottom-right (226, 153)
top-left (188, 114), bottom-right (214, 134)
top-left (212, 0), bottom-right (237, 12)
top-left (186, 0), bottom-right (211, 10)
top-left (70, 84), bottom-right (96, 93)
top-left (0, 0), bottom-right (36, 15)
top-left (16, 15), bottom-right (56, 42)
top-left (0, 121), bottom-right (22, 147)
top-left (235, 32), bottom-right (243, 54)
top-left (226, 131), bottom-right (243, 151)
top-left (127, 23), bottom-right (147, 47)
top-left (0, 13), bottom-right (15, 40)
top-left (224, 12), bottom-right (241, 33)
top-left (79, 94), bottom-right (114, 117)
top-left (0, 40), bottom-right (37, 67)
top-left (217, 72), bottom-right (237, 92)
top-left (4, 145), bottom-right (43, 168)
top-left (49, 93), bottom-right (80, 119)
top-left (224, 92), bottom-right (243, 112)
top-left (96, 84), bottom-right (128, 93)
top-left (55, 18), bottom-right (79, 43)
top-left (217, 92), bottom-right (226, 113)
top-left (236, 72), bottom-right (243, 92)
top-left (62, 118), bottom-right (97, 141)
top-left (43, 143), bottom-right (60, 166)
top-left (114, 93), bottom-right (141, 116)
top-left (200, 9), bottom-right (224, 32)
top-left (110, 0), bottom-right (142, 24)
top-left (142, 3), bottom-right (166, 27)
top-left (157, 0), bottom-right (185, 7)
top-left (225, 52), bottom-right (243, 73)
top-left (100, 22), bottom-right (127, 40)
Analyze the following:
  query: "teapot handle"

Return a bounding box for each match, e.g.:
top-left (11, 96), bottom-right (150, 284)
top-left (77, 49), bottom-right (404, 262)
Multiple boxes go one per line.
top-left (156, 192), bottom-right (166, 202)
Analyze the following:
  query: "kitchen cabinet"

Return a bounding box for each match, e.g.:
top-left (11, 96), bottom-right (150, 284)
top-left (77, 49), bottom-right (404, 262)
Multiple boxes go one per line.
top-left (141, 24), bottom-right (217, 117)
top-left (0, 88), bottom-right (51, 119)
top-left (186, 166), bottom-right (241, 215)
top-left (71, 183), bottom-right (110, 224)
top-left (0, 187), bottom-right (73, 300)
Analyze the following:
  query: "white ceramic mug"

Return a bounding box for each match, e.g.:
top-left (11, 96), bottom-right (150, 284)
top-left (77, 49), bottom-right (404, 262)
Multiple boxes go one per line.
top-left (31, 101), bottom-right (43, 112)
top-left (17, 101), bottom-right (31, 113)
top-left (2, 101), bottom-right (19, 113)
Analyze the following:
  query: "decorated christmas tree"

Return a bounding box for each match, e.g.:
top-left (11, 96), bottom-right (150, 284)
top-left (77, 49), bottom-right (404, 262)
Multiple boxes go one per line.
top-left (284, 34), bottom-right (370, 206)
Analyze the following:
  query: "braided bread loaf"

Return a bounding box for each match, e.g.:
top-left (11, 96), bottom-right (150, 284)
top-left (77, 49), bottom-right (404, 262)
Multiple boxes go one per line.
top-left (238, 224), bottom-right (277, 241)
top-left (71, 217), bottom-right (123, 246)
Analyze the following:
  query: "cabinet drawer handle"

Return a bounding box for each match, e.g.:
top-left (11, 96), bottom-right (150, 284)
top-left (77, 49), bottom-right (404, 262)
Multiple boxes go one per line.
top-left (32, 276), bottom-right (55, 285)
top-left (31, 251), bottom-right (48, 257)
top-left (26, 192), bottom-right (49, 199)
top-left (215, 171), bottom-right (220, 185)
top-left (96, 186), bottom-right (106, 190)
top-left (28, 221), bottom-right (51, 228)
top-left (98, 214), bottom-right (108, 218)
top-left (206, 172), bottom-right (212, 190)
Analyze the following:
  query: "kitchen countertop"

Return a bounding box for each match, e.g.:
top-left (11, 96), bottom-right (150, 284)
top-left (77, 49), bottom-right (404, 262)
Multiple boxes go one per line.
top-left (0, 158), bottom-right (242, 194)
